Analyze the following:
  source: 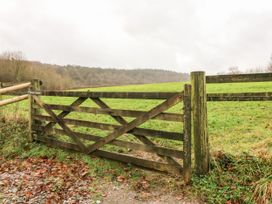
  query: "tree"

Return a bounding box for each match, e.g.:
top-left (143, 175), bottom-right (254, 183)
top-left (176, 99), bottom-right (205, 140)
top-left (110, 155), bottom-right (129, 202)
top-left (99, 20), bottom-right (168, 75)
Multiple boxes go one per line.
top-left (228, 66), bottom-right (241, 75)
top-left (0, 51), bottom-right (29, 119)
top-left (0, 51), bottom-right (30, 82)
top-left (267, 54), bottom-right (272, 72)
top-left (247, 66), bottom-right (264, 73)
top-left (0, 51), bottom-right (28, 82)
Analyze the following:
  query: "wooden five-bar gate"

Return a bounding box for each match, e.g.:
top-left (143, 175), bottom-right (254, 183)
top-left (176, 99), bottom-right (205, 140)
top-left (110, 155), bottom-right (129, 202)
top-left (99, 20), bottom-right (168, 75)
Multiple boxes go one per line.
top-left (29, 81), bottom-right (192, 183)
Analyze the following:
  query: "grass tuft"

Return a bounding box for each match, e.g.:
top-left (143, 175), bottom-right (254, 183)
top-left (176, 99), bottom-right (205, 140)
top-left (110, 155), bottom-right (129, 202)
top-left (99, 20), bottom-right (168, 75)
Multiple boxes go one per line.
top-left (192, 151), bottom-right (272, 203)
top-left (252, 175), bottom-right (272, 204)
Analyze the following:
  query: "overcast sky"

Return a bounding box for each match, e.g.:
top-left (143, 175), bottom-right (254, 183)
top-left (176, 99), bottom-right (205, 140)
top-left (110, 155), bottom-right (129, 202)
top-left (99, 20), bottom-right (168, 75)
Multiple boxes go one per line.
top-left (0, 0), bottom-right (271, 74)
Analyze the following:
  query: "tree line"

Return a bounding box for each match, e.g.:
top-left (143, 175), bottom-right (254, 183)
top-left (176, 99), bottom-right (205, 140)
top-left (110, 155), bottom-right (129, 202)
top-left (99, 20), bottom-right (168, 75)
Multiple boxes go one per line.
top-left (2, 51), bottom-right (271, 89)
top-left (0, 51), bottom-right (189, 90)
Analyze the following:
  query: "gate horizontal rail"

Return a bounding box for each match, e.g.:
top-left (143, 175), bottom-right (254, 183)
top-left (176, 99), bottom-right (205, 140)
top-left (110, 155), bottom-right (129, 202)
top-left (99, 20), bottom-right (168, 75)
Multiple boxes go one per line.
top-left (36, 135), bottom-right (181, 174)
top-left (40, 91), bottom-right (180, 99)
top-left (33, 115), bottom-right (184, 140)
top-left (34, 127), bottom-right (185, 158)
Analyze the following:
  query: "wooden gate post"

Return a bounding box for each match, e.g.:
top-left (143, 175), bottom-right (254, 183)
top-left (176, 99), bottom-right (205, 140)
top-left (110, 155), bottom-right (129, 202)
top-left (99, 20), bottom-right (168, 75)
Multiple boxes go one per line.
top-left (183, 84), bottom-right (192, 184)
top-left (191, 71), bottom-right (209, 175)
top-left (28, 79), bottom-right (42, 142)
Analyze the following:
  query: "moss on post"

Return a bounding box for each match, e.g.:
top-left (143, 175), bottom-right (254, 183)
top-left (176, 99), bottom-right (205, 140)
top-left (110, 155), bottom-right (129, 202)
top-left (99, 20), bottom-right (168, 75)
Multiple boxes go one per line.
top-left (28, 79), bottom-right (41, 142)
top-left (191, 71), bottom-right (209, 175)
top-left (183, 84), bottom-right (192, 183)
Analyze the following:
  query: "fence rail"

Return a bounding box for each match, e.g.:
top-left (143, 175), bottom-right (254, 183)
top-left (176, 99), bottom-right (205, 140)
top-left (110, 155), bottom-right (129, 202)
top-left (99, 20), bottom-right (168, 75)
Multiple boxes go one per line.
top-left (207, 92), bottom-right (272, 101)
top-left (0, 82), bottom-right (31, 95)
top-left (0, 82), bottom-right (31, 107)
top-left (206, 72), bottom-right (272, 83)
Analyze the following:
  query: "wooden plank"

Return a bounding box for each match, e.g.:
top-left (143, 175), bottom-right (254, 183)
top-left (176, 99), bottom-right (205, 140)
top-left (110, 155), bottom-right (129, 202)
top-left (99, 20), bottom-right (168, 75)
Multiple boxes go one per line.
top-left (183, 84), bottom-right (192, 184)
top-left (39, 128), bottom-right (184, 159)
top-left (0, 82), bottom-right (31, 94)
top-left (207, 92), bottom-right (272, 101)
top-left (32, 96), bottom-right (87, 152)
top-left (40, 104), bottom-right (183, 122)
top-left (36, 135), bottom-right (182, 174)
top-left (33, 115), bottom-right (184, 141)
top-left (91, 97), bottom-right (183, 170)
top-left (40, 91), bottom-right (180, 99)
top-left (191, 72), bottom-right (209, 175)
top-left (206, 72), bottom-right (272, 83)
top-left (0, 94), bottom-right (28, 107)
top-left (86, 93), bottom-right (183, 154)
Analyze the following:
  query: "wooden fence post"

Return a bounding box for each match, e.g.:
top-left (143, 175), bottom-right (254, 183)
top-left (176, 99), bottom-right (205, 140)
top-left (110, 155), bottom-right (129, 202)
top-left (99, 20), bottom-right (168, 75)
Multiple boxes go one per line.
top-left (0, 82), bottom-right (3, 116)
top-left (191, 71), bottom-right (209, 175)
top-left (28, 79), bottom-right (41, 142)
top-left (183, 84), bottom-right (192, 184)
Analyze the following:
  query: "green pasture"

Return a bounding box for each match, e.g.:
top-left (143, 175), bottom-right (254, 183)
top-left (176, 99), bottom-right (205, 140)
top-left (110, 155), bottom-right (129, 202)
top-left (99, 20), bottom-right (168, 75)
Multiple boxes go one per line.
top-left (1, 81), bottom-right (272, 155)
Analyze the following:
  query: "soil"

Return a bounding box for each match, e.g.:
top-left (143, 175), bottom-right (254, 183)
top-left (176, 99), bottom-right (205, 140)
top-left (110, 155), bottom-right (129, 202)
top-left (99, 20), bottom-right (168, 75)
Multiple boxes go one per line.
top-left (102, 184), bottom-right (200, 204)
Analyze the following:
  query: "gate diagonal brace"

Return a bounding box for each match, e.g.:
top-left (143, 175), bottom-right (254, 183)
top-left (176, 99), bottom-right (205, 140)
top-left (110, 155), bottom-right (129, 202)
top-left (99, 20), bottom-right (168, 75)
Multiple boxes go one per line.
top-left (41, 97), bottom-right (87, 135)
top-left (90, 97), bottom-right (183, 170)
top-left (86, 93), bottom-right (183, 155)
top-left (33, 96), bottom-right (87, 152)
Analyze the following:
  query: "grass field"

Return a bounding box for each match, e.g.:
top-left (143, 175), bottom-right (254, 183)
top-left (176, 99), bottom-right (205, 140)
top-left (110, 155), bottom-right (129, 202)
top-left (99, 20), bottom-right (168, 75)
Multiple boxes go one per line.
top-left (2, 81), bottom-right (272, 155)
top-left (1, 81), bottom-right (272, 203)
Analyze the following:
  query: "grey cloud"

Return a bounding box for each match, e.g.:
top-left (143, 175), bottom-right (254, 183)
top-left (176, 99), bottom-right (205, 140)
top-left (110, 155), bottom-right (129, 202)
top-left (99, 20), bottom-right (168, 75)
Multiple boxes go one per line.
top-left (0, 0), bottom-right (271, 73)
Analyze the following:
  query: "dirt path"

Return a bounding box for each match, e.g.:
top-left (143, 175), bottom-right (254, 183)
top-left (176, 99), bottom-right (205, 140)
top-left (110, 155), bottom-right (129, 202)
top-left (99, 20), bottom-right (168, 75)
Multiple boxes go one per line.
top-left (102, 184), bottom-right (199, 204)
top-left (0, 157), bottom-right (200, 204)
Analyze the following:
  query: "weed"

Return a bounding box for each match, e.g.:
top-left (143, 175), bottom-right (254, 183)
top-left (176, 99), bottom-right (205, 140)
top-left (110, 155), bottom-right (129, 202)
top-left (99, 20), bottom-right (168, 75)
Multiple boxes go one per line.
top-left (192, 152), bottom-right (272, 203)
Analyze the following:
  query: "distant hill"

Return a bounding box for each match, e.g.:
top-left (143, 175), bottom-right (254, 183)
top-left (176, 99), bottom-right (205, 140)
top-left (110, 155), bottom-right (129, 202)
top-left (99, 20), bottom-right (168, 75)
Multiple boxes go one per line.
top-left (0, 59), bottom-right (189, 90)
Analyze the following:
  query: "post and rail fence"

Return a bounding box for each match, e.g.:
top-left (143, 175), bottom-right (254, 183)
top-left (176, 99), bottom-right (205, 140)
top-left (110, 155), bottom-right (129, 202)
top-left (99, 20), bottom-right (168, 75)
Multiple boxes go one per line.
top-left (0, 81), bottom-right (31, 107)
top-left (191, 71), bottom-right (272, 175)
top-left (1, 72), bottom-right (272, 183)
